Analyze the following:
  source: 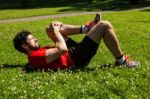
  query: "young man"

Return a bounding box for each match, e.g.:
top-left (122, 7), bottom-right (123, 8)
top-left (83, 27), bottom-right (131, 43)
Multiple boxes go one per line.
top-left (13, 13), bottom-right (140, 70)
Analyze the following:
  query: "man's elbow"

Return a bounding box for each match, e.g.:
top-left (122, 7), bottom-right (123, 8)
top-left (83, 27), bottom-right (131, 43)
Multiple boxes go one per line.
top-left (62, 47), bottom-right (68, 53)
top-left (59, 47), bottom-right (68, 53)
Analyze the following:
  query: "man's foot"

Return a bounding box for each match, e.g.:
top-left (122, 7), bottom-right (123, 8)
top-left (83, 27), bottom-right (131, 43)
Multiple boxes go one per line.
top-left (94, 13), bottom-right (101, 24)
top-left (115, 55), bottom-right (140, 67)
top-left (81, 13), bottom-right (101, 33)
top-left (85, 13), bottom-right (101, 29)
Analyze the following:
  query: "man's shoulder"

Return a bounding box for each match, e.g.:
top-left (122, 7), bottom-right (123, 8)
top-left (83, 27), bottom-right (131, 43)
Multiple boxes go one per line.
top-left (42, 46), bottom-right (54, 49)
top-left (29, 47), bottom-right (47, 57)
top-left (29, 46), bottom-right (55, 57)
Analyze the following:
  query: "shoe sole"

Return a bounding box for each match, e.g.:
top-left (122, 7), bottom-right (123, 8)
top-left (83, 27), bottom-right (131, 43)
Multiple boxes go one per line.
top-left (94, 13), bottom-right (101, 24)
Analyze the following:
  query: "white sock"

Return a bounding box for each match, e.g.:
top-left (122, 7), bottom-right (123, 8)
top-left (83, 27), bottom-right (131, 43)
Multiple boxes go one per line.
top-left (81, 25), bottom-right (89, 33)
top-left (116, 56), bottom-right (125, 64)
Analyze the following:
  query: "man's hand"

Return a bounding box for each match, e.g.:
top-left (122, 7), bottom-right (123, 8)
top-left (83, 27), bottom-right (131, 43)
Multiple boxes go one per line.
top-left (46, 21), bottom-right (63, 34)
top-left (50, 21), bottom-right (63, 31)
top-left (46, 21), bottom-right (64, 41)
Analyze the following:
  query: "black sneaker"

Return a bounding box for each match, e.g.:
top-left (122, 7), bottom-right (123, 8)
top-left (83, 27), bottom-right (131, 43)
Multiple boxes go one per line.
top-left (84, 13), bottom-right (101, 31)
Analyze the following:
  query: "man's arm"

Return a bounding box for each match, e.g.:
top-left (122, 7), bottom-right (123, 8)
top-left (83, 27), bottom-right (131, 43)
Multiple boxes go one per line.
top-left (45, 22), bottom-right (68, 64)
top-left (48, 21), bottom-right (81, 36)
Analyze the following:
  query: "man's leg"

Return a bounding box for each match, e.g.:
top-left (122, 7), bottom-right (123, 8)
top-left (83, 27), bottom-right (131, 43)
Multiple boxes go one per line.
top-left (59, 13), bottom-right (100, 36)
top-left (86, 20), bottom-right (140, 67)
top-left (59, 24), bottom-right (81, 36)
top-left (87, 20), bottom-right (122, 58)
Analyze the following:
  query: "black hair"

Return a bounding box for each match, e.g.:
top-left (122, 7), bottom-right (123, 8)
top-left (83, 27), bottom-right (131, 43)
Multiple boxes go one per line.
top-left (13, 30), bottom-right (31, 54)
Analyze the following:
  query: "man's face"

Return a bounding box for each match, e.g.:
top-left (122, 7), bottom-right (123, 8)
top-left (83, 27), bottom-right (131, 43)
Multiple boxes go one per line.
top-left (26, 35), bottom-right (39, 50)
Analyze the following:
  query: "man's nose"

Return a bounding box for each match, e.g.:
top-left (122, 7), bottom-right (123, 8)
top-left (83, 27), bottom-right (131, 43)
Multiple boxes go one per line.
top-left (34, 38), bottom-right (38, 42)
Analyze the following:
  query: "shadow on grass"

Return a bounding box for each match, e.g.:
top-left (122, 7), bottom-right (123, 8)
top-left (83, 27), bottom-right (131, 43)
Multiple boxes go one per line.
top-left (0, 63), bottom-right (38, 73)
top-left (0, 63), bottom-right (118, 73)
top-left (0, 1), bottom-right (150, 11)
top-left (54, 1), bottom-right (150, 12)
top-left (99, 63), bottom-right (115, 69)
top-left (140, 8), bottom-right (150, 12)
top-left (132, 20), bottom-right (150, 23)
top-left (0, 63), bottom-right (132, 73)
top-left (0, 64), bottom-right (24, 69)
top-left (71, 63), bottom-right (118, 73)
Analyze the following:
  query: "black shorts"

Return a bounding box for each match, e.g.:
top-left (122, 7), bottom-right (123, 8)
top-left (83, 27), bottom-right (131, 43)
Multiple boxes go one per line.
top-left (66, 36), bottom-right (99, 68)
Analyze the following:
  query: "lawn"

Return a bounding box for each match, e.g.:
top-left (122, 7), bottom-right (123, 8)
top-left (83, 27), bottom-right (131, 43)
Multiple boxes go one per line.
top-left (0, 9), bottom-right (150, 98)
top-left (0, 0), bottom-right (150, 20)
top-left (0, 6), bottom-right (80, 20)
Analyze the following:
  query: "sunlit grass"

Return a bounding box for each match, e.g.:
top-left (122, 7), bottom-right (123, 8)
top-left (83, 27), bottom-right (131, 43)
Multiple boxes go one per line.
top-left (0, 6), bottom-right (82, 20)
top-left (0, 10), bottom-right (150, 98)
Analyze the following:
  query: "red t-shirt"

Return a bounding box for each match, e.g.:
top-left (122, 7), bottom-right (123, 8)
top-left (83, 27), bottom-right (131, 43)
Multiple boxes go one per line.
top-left (27, 46), bottom-right (74, 70)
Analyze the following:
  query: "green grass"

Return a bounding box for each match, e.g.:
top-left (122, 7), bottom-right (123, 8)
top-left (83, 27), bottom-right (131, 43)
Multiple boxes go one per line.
top-left (0, 10), bottom-right (150, 98)
top-left (0, 0), bottom-right (150, 20)
top-left (0, 7), bottom-right (80, 20)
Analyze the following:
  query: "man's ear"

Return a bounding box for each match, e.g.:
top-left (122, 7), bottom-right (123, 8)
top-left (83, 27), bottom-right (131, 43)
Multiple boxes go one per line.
top-left (22, 43), bottom-right (28, 49)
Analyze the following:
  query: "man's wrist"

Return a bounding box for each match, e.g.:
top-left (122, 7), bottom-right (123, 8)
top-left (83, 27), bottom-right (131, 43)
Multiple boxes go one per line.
top-left (53, 28), bottom-right (60, 33)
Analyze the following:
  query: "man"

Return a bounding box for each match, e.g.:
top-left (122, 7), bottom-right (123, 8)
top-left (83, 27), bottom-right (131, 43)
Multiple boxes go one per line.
top-left (13, 13), bottom-right (140, 70)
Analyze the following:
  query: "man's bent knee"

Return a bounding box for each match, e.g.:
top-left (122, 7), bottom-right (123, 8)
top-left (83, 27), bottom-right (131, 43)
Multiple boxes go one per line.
top-left (97, 20), bottom-right (112, 29)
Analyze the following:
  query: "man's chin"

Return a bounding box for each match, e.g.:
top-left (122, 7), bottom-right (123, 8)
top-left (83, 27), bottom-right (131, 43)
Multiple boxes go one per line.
top-left (30, 46), bottom-right (40, 50)
top-left (34, 47), bottom-right (40, 50)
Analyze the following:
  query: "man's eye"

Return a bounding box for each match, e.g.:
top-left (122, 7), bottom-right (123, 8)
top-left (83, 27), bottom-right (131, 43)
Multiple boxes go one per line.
top-left (29, 38), bottom-right (33, 40)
